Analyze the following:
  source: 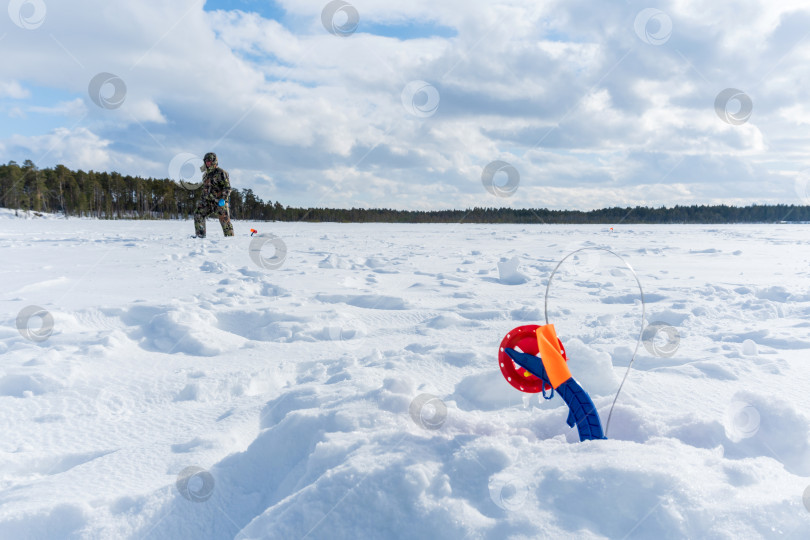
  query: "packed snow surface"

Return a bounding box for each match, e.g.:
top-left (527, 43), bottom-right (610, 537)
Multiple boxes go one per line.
top-left (2, 210), bottom-right (810, 539)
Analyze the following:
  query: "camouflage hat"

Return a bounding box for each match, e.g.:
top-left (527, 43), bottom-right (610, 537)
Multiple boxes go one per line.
top-left (203, 152), bottom-right (218, 167)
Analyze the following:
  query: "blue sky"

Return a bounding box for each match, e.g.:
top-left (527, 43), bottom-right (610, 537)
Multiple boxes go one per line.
top-left (203, 0), bottom-right (457, 39)
top-left (2, 0), bottom-right (810, 210)
top-left (205, 0), bottom-right (286, 22)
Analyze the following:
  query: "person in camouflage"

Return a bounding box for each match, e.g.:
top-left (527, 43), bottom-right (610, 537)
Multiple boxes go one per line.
top-left (193, 152), bottom-right (234, 238)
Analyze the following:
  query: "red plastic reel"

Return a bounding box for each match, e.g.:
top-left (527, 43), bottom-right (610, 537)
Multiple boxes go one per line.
top-left (498, 325), bottom-right (568, 393)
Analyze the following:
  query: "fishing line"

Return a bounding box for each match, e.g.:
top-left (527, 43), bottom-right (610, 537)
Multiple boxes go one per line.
top-left (543, 247), bottom-right (645, 437)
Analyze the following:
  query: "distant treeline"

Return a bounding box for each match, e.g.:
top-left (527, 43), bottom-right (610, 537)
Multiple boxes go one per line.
top-left (1, 160), bottom-right (808, 224)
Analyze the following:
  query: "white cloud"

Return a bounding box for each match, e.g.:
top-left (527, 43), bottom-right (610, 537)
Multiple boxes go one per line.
top-left (0, 80), bottom-right (30, 99)
top-left (28, 98), bottom-right (87, 117)
top-left (1, 127), bottom-right (139, 173)
top-left (778, 104), bottom-right (810, 126)
top-left (125, 99), bottom-right (167, 124)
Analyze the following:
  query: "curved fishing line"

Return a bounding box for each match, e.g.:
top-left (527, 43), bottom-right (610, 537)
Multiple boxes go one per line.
top-left (543, 247), bottom-right (645, 437)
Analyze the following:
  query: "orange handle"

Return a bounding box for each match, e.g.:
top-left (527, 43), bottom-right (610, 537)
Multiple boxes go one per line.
top-left (536, 324), bottom-right (572, 389)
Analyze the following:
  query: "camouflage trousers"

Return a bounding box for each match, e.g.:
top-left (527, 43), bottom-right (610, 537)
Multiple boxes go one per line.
top-left (194, 200), bottom-right (234, 237)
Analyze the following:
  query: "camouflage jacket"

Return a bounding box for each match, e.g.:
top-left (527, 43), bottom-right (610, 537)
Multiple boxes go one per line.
top-left (201, 167), bottom-right (231, 203)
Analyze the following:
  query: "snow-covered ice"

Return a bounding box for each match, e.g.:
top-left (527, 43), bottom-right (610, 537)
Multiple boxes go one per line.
top-left (2, 210), bottom-right (810, 539)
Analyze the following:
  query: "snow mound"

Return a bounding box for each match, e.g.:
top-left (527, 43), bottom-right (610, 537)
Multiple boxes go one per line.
top-left (559, 339), bottom-right (620, 396)
top-left (319, 254), bottom-right (350, 269)
top-left (497, 256), bottom-right (528, 285)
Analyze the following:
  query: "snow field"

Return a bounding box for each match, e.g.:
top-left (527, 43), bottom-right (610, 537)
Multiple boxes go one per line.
top-left (1, 212), bottom-right (810, 538)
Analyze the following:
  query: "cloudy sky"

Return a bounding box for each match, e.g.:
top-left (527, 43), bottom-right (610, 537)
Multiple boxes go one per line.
top-left (1, 0), bottom-right (810, 210)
